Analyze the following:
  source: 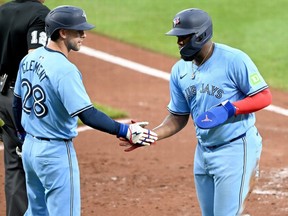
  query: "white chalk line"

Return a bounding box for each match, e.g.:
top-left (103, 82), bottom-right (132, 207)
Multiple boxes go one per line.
top-left (80, 46), bottom-right (171, 81)
top-left (79, 46), bottom-right (288, 117)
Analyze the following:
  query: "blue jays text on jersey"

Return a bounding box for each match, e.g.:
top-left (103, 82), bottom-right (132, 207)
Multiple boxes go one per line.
top-left (184, 83), bottom-right (224, 101)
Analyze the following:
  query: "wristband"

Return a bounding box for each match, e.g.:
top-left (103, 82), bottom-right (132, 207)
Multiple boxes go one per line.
top-left (117, 123), bottom-right (129, 138)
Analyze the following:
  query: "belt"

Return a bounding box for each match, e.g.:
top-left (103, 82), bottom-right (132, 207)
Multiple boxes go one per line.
top-left (229, 133), bottom-right (246, 142)
top-left (206, 133), bottom-right (246, 150)
top-left (33, 136), bottom-right (71, 142)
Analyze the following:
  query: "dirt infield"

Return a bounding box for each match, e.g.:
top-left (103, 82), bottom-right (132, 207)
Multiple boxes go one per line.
top-left (0, 32), bottom-right (287, 216)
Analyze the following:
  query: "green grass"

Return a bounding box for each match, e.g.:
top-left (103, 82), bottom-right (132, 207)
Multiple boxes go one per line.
top-left (43, 0), bottom-right (287, 91)
top-left (0, 0), bottom-right (129, 119)
top-left (2, 0), bottom-right (287, 92)
top-left (93, 103), bottom-right (128, 119)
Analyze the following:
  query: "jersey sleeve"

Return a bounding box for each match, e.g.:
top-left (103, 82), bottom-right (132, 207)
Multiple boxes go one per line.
top-left (228, 51), bottom-right (268, 96)
top-left (57, 67), bottom-right (93, 117)
top-left (27, 7), bottom-right (50, 49)
top-left (167, 61), bottom-right (190, 115)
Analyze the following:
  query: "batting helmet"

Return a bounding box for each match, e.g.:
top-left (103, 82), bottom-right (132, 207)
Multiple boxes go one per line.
top-left (166, 8), bottom-right (213, 60)
top-left (45, 5), bottom-right (95, 37)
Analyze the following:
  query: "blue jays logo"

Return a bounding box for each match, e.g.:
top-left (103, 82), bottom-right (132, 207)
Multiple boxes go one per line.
top-left (82, 11), bottom-right (87, 20)
top-left (173, 17), bottom-right (180, 27)
top-left (201, 115), bottom-right (212, 122)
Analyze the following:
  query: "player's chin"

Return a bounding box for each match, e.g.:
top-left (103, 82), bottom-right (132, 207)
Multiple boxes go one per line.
top-left (73, 44), bottom-right (82, 51)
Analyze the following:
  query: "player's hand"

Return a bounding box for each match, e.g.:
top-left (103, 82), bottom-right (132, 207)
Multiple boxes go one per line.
top-left (16, 146), bottom-right (22, 158)
top-left (119, 120), bottom-right (157, 152)
top-left (16, 131), bottom-right (25, 158)
top-left (195, 100), bottom-right (236, 129)
top-left (126, 122), bottom-right (158, 145)
top-left (119, 137), bottom-right (150, 152)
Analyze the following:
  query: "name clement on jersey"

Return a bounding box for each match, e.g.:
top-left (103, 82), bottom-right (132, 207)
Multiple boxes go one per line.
top-left (21, 59), bottom-right (47, 82)
top-left (184, 83), bottom-right (224, 101)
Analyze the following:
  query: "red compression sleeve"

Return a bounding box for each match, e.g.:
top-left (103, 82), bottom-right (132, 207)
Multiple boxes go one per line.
top-left (233, 88), bottom-right (272, 115)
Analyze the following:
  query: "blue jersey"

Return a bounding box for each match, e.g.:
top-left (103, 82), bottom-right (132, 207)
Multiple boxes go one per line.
top-left (168, 43), bottom-right (268, 146)
top-left (14, 46), bottom-right (93, 139)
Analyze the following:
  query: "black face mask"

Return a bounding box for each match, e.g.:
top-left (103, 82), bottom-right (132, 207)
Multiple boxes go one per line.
top-left (180, 49), bottom-right (201, 61)
top-left (179, 34), bottom-right (202, 61)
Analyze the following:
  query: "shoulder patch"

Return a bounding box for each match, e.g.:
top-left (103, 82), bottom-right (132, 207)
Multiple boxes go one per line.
top-left (249, 73), bottom-right (262, 86)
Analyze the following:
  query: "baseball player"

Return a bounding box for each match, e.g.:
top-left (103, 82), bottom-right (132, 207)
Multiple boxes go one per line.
top-left (0, 1), bottom-right (50, 215)
top-left (12, 5), bottom-right (157, 216)
top-left (121, 8), bottom-right (272, 215)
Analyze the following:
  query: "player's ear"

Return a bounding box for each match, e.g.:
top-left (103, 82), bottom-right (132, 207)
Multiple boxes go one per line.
top-left (58, 29), bottom-right (67, 39)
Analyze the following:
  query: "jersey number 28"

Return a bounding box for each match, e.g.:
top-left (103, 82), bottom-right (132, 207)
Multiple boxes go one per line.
top-left (21, 78), bottom-right (48, 118)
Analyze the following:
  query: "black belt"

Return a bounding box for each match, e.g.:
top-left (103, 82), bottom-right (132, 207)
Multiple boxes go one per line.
top-left (229, 133), bottom-right (246, 142)
top-left (207, 133), bottom-right (246, 150)
top-left (34, 136), bottom-right (71, 142)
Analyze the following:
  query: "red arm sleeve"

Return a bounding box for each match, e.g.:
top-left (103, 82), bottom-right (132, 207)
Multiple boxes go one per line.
top-left (233, 88), bottom-right (272, 115)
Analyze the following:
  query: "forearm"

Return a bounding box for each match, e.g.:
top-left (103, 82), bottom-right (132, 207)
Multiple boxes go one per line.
top-left (153, 113), bottom-right (189, 140)
top-left (12, 95), bottom-right (25, 133)
top-left (233, 88), bottom-right (272, 115)
top-left (78, 107), bottom-right (121, 135)
top-left (195, 88), bottom-right (272, 129)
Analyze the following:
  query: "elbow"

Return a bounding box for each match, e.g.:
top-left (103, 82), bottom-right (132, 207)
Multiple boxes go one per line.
top-left (264, 88), bottom-right (273, 107)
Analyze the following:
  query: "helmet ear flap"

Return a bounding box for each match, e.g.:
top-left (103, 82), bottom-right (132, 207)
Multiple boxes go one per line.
top-left (194, 23), bottom-right (213, 45)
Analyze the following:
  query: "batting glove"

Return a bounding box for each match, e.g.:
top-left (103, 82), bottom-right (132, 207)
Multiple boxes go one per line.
top-left (195, 100), bottom-right (236, 129)
top-left (119, 120), bottom-right (157, 152)
top-left (117, 121), bottom-right (158, 146)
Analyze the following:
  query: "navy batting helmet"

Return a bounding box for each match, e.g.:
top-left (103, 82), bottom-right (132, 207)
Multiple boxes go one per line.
top-left (45, 5), bottom-right (95, 37)
top-left (166, 8), bottom-right (213, 60)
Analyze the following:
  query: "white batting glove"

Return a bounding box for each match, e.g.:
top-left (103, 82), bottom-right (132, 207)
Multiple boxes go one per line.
top-left (117, 121), bottom-right (158, 146)
top-left (126, 122), bottom-right (158, 146)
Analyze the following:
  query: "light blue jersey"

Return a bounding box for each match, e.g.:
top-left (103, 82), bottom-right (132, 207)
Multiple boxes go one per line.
top-left (14, 46), bottom-right (93, 139)
top-left (168, 43), bottom-right (268, 146)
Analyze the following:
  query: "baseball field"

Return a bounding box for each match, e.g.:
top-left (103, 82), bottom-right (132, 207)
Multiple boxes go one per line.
top-left (0, 1), bottom-right (287, 215)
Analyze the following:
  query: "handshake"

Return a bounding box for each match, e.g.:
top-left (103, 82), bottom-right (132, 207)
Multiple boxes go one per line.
top-left (117, 120), bottom-right (158, 152)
